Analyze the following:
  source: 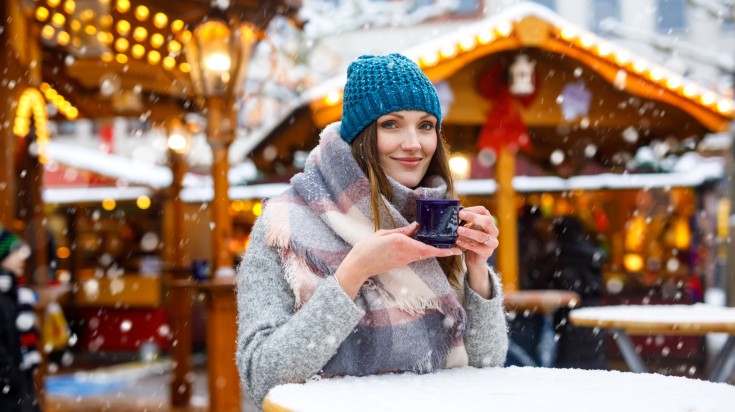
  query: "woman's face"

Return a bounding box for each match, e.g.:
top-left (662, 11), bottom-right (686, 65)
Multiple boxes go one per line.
top-left (376, 110), bottom-right (438, 188)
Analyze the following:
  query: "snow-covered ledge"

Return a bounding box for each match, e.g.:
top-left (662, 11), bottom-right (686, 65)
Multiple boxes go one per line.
top-left (264, 366), bottom-right (735, 412)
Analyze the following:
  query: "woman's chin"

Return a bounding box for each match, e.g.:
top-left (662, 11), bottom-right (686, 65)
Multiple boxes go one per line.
top-left (397, 178), bottom-right (421, 188)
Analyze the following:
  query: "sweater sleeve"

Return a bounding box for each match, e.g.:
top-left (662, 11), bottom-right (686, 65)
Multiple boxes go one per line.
top-left (463, 266), bottom-right (509, 368)
top-left (235, 218), bottom-right (365, 408)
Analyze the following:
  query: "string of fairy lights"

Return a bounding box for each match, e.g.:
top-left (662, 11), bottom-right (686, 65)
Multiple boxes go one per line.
top-left (19, 0), bottom-right (197, 162)
top-left (33, 0), bottom-right (192, 74)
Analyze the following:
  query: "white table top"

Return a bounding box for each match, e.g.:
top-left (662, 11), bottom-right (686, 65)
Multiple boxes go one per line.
top-left (569, 304), bottom-right (735, 334)
top-left (264, 366), bottom-right (735, 412)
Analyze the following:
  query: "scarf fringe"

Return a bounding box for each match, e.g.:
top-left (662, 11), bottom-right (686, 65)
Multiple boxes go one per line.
top-left (366, 278), bottom-right (445, 316)
top-left (281, 250), bottom-right (317, 308)
top-left (263, 204), bottom-right (319, 308)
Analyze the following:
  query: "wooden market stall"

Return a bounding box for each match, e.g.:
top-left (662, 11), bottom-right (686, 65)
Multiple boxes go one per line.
top-left (245, 3), bottom-right (735, 294)
top-left (1, 0), bottom-right (302, 410)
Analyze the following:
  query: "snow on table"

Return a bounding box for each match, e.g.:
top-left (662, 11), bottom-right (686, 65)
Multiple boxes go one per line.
top-left (570, 304), bottom-right (735, 333)
top-left (265, 366), bottom-right (735, 412)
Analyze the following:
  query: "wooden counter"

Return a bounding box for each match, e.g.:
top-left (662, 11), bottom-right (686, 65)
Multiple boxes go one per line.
top-left (503, 290), bottom-right (581, 316)
top-left (169, 276), bottom-right (240, 411)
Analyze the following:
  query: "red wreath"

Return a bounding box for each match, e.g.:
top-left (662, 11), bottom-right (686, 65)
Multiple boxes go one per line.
top-left (476, 62), bottom-right (538, 157)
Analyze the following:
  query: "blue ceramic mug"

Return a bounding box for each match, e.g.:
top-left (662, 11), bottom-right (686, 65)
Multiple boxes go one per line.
top-left (415, 198), bottom-right (464, 248)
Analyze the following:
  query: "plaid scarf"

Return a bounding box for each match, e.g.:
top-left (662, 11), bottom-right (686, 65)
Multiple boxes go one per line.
top-left (261, 122), bottom-right (468, 377)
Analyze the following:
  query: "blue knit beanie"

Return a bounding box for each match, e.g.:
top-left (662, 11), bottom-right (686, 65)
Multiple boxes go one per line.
top-left (340, 53), bottom-right (442, 144)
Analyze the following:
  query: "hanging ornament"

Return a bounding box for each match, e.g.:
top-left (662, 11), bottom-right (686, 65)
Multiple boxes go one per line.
top-left (509, 54), bottom-right (536, 96)
top-left (559, 80), bottom-right (591, 121)
top-left (475, 61), bottom-right (538, 163)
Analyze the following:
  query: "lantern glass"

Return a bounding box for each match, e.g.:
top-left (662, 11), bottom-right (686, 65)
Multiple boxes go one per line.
top-left (167, 119), bottom-right (190, 154)
top-left (184, 19), bottom-right (256, 98)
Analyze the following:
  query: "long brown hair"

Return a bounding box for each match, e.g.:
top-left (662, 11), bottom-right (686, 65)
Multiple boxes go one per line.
top-left (350, 122), bottom-right (464, 288)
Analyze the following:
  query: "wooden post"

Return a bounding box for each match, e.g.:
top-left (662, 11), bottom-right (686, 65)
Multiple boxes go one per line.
top-left (496, 146), bottom-right (519, 291)
top-left (199, 278), bottom-right (240, 411)
top-left (0, 0), bottom-right (21, 227)
top-left (167, 146), bottom-right (193, 406)
top-left (169, 279), bottom-right (193, 407)
top-left (205, 97), bottom-right (235, 276)
top-left (17, 136), bottom-right (49, 285)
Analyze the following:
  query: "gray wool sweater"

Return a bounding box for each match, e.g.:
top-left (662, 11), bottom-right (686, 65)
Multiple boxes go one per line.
top-left (236, 216), bottom-right (509, 409)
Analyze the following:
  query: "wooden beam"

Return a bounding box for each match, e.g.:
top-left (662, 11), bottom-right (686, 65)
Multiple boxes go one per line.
top-left (496, 146), bottom-right (519, 291)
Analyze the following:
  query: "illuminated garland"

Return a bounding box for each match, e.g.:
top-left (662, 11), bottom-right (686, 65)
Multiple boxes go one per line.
top-left (13, 88), bottom-right (50, 164)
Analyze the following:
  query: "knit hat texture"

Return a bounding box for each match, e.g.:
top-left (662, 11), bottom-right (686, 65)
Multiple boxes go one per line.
top-left (340, 53), bottom-right (442, 143)
top-left (0, 227), bottom-right (22, 263)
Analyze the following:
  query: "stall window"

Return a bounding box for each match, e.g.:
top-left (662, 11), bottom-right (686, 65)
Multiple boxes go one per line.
top-left (656, 0), bottom-right (687, 34)
top-left (591, 0), bottom-right (620, 33)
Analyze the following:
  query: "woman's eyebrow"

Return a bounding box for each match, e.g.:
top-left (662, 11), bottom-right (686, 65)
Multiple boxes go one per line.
top-left (382, 113), bottom-right (404, 119)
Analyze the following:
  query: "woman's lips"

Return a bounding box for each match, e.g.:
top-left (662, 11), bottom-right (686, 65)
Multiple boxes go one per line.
top-left (393, 157), bottom-right (422, 167)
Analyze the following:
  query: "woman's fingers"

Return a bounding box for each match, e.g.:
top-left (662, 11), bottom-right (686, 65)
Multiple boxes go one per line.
top-left (382, 221), bottom-right (420, 236)
top-left (415, 242), bottom-right (462, 259)
top-left (455, 207), bottom-right (500, 262)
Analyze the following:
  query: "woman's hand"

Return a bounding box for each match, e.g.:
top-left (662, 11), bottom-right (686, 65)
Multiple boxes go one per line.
top-left (455, 206), bottom-right (499, 299)
top-left (334, 222), bottom-right (462, 299)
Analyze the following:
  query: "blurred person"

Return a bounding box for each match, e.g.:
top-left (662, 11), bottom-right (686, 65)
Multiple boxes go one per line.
top-left (237, 53), bottom-right (508, 408)
top-left (548, 215), bottom-right (606, 369)
top-left (0, 227), bottom-right (42, 412)
top-left (506, 206), bottom-right (554, 367)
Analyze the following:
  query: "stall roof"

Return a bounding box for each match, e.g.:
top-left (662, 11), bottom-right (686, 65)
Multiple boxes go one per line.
top-left (43, 186), bottom-right (153, 204)
top-left (45, 140), bottom-right (257, 190)
top-left (244, 2), bottom-right (734, 175)
top-left (307, 2), bottom-right (734, 131)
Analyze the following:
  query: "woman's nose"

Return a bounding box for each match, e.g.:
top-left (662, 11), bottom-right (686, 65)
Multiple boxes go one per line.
top-left (401, 130), bottom-right (421, 150)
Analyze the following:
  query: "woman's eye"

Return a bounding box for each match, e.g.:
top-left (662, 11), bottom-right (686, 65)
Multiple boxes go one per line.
top-left (380, 121), bottom-right (397, 129)
top-left (419, 122), bottom-right (435, 130)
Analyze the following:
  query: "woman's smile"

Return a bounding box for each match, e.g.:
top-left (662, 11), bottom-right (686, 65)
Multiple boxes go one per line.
top-left (392, 156), bottom-right (423, 167)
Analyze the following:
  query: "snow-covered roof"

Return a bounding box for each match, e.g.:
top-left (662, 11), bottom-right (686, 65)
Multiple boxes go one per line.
top-left (179, 183), bottom-right (291, 203)
top-left (461, 170), bottom-right (724, 195)
top-left (45, 140), bottom-right (258, 190)
top-left (229, 97), bottom-right (311, 162)
top-left (305, 2), bottom-right (733, 131)
top-left (42, 165), bottom-right (722, 205)
top-left (46, 140), bottom-right (173, 189)
top-left (42, 186), bottom-right (153, 204)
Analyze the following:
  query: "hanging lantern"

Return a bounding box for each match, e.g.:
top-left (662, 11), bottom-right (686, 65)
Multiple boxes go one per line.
top-left (183, 16), bottom-right (256, 98)
top-left (673, 217), bottom-right (691, 250)
top-left (509, 54), bottom-right (536, 96)
top-left (625, 215), bottom-right (646, 252)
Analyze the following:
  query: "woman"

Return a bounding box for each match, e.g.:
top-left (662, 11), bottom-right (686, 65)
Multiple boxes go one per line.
top-left (236, 53), bottom-right (508, 408)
